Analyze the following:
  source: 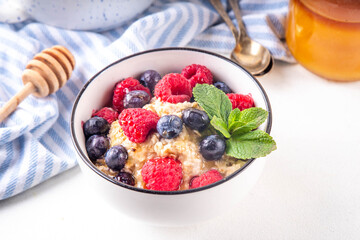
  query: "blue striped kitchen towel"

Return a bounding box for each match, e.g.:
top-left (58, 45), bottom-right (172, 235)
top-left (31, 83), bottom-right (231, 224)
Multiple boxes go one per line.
top-left (0, 0), bottom-right (293, 201)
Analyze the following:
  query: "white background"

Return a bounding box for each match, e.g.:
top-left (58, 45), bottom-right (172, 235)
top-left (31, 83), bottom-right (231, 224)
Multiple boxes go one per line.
top-left (1, 62), bottom-right (360, 239)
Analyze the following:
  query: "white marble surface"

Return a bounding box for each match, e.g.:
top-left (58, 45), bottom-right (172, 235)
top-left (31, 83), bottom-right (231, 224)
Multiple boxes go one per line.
top-left (1, 61), bottom-right (360, 240)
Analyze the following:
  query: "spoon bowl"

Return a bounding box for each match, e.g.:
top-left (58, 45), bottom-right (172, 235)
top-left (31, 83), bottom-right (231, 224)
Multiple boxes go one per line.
top-left (231, 37), bottom-right (273, 76)
top-left (210, 0), bottom-right (273, 76)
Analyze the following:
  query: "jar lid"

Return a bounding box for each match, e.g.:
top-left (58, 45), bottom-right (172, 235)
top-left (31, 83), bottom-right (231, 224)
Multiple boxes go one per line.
top-left (301, 0), bottom-right (360, 23)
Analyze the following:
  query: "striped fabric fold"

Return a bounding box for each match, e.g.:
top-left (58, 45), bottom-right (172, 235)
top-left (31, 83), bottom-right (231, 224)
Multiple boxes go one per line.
top-left (0, 0), bottom-right (292, 201)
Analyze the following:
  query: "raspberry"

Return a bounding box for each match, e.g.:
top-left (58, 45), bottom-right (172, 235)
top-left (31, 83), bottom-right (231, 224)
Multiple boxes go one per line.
top-left (227, 93), bottom-right (255, 111)
top-left (141, 157), bottom-right (183, 191)
top-left (154, 73), bottom-right (192, 103)
top-left (118, 108), bottom-right (160, 143)
top-left (92, 107), bottom-right (119, 124)
top-left (112, 77), bottom-right (151, 112)
top-left (181, 64), bottom-right (213, 88)
top-left (189, 169), bottom-right (223, 189)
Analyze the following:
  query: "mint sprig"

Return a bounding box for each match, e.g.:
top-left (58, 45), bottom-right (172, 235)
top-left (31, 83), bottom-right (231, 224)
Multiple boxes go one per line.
top-left (193, 84), bottom-right (276, 160)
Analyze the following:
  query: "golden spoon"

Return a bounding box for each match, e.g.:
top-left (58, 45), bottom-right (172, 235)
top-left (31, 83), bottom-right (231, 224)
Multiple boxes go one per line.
top-left (210, 0), bottom-right (273, 76)
top-left (0, 45), bottom-right (75, 122)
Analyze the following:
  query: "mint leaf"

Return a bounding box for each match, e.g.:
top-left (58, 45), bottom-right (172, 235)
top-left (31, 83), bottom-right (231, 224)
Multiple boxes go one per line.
top-left (193, 84), bottom-right (232, 123)
top-left (228, 108), bottom-right (241, 129)
top-left (210, 116), bottom-right (231, 138)
top-left (229, 107), bottom-right (268, 136)
top-left (226, 130), bottom-right (276, 159)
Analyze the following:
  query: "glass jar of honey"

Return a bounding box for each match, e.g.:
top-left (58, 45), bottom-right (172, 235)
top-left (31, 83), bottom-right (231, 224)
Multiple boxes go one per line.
top-left (286, 0), bottom-right (360, 81)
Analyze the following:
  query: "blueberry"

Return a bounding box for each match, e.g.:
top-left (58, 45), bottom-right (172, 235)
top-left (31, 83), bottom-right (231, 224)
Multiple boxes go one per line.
top-left (123, 90), bottom-right (150, 109)
top-left (213, 81), bottom-right (233, 94)
top-left (114, 172), bottom-right (135, 186)
top-left (139, 70), bottom-right (162, 93)
top-left (157, 115), bottom-right (183, 139)
top-left (199, 135), bottom-right (226, 160)
top-left (182, 108), bottom-right (210, 132)
top-left (86, 135), bottom-right (110, 162)
top-left (83, 116), bottom-right (110, 138)
top-left (104, 145), bottom-right (128, 171)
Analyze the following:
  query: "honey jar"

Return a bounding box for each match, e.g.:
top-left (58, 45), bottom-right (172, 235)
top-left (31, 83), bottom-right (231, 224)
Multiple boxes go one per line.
top-left (286, 0), bottom-right (360, 81)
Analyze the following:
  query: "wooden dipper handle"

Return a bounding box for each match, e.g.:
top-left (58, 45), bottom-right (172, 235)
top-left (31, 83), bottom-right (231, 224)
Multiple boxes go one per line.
top-left (0, 45), bottom-right (75, 123)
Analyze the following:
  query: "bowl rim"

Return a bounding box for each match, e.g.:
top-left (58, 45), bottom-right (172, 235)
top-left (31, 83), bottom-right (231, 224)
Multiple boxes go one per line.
top-left (70, 47), bottom-right (272, 195)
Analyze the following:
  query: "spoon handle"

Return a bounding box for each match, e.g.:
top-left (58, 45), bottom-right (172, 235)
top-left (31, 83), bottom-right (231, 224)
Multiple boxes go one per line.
top-left (0, 82), bottom-right (35, 123)
top-left (210, 0), bottom-right (239, 41)
top-left (229, 0), bottom-right (248, 41)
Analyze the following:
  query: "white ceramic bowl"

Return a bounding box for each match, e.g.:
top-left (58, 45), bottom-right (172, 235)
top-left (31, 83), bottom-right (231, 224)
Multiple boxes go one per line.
top-left (0, 0), bottom-right (154, 31)
top-left (70, 48), bottom-right (272, 226)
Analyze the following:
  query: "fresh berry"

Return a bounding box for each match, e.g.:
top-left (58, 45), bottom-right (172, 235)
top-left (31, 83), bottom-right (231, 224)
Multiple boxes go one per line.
top-left (199, 135), bottom-right (226, 160)
top-left (112, 77), bottom-right (151, 112)
top-left (86, 135), bottom-right (110, 162)
top-left (118, 108), bottom-right (160, 143)
top-left (92, 107), bottom-right (119, 124)
top-left (141, 157), bottom-right (183, 191)
top-left (123, 90), bottom-right (151, 109)
top-left (227, 93), bottom-right (255, 111)
top-left (181, 64), bottom-right (213, 88)
top-left (139, 70), bottom-right (162, 93)
top-left (190, 169), bottom-right (223, 189)
top-left (83, 116), bottom-right (110, 138)
top-left (154, 73), bottom-right (192, 103)
top-left (182, 108), bottom-right (209, 132)
top-left (104, 145), bottom-right (128, 171)
top-left (214, 81), bottom-right (232, 94)
top-left (114, 172), bottom-right (135, 186)
top-left (156, 115), bottom-right (183, 139)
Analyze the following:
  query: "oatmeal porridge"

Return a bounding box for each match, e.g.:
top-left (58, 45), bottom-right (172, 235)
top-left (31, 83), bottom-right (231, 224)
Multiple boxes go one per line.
top-left (83, 64), bottom-right (275, 191)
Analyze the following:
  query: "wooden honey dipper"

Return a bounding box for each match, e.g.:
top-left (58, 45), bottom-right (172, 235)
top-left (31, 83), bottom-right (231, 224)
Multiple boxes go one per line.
top-left (0, 45), bottom-right (75, 122)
